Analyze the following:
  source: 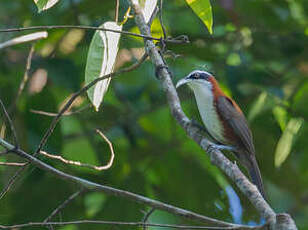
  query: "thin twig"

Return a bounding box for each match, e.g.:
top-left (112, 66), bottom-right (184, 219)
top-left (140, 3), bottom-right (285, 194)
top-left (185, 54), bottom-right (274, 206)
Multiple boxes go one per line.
top-left (0, 220), bottom-right (261, 229)
top-left (39, 129), bottom-right (115, 171)
top-left (95, 129), bottom-right (115, 170)
top-left (44, 189), bottom-right (85, 223)
top-left (142, 208), bottom-right (155, 230)
top-left (115, 0), bottom-right (120, 23)
top-left (159, 0), bottom-right (167, 39)
top-left (0, 31), bottom-right (47, 49)
top-left (30, 104), bottom-right (91, 117)
top-left (0, 99), bottom-right (19, 147)
top-left (0, 166), bottom-right (25, 200)
top-left (0, 25), bottom-right (188, 44)
top-left (0, 161), bottom-right (27, 166)
top-left (9, 44), bottom-right (35, 113)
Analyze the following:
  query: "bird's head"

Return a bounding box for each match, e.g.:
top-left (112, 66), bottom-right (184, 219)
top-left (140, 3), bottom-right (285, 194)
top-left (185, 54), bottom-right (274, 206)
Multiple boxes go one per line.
top-left (176, 70), bottom-right (214, 91)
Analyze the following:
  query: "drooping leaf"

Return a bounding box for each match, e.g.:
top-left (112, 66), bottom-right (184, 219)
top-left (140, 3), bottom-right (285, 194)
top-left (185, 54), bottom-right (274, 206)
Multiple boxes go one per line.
top-left (248, 91), bottom-right (267, 121)
top-left (34, 0), bottom-right (59, 12)
top-left (85, 22), bottom-right (122, 111)
top-left (274, 118), bottom-right (303, 167)
top-left (272, 106), bottom-right (288, 131)
top-left (185, 0), bottom-right (213, 34)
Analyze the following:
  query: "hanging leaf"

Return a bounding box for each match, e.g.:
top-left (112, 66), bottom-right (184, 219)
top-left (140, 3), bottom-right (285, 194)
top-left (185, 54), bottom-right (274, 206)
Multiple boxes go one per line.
top-left (274, 118), bottom-right (303, 168)
top-left (34, 0), bottom-right (59, 12)
top-left (272, 106), bottom-right (288, 131)
top-left (140, 0), bottom-right (158, 24)
top-left (248, 91), bottom-right (267, 121)
top-left (185, 0), bottom-right (213, 34)
top-left (85, 22), bottom-right (122, 111)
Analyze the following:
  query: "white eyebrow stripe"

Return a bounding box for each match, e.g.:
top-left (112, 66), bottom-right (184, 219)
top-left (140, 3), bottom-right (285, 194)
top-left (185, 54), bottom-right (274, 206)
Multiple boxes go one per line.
top-left (188, 70), bottom-right (212, 78)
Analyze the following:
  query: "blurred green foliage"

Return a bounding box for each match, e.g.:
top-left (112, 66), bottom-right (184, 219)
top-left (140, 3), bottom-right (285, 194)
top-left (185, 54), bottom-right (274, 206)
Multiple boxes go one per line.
top-left (0, 0), bottom-right (307, 229)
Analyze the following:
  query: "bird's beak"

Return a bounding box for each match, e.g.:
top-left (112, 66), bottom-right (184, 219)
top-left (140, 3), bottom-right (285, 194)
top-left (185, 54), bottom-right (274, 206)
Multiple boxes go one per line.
top-left (176, 77), bottom-right (191, 88)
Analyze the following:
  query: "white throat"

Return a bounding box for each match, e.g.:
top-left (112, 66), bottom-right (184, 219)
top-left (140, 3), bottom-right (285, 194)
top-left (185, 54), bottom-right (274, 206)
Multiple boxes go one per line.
top-left (190, 83), bottom-right (226, 143)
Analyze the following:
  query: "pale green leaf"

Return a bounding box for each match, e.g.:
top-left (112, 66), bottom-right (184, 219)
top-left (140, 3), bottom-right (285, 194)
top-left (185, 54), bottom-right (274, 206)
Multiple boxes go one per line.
top-left (185, 0), bottom-right (213, 34)
top-left (272, 106), bottom-right (288, 131)
top-left (34, 0), bottom-right (59, 12)
top-left (248, 92), bottom-right (267, 121)
top-left (85, 22), bottom-right (122, 111)
top-left (274, 118), bottom-right (303, 167)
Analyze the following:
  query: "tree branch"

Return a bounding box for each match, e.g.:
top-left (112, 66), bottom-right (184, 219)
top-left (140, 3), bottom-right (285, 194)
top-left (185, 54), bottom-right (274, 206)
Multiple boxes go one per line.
top-left (0, 219), bottom-right (261, 230)
top-left (0, 31), bottom-right (47, 49)
top-left (0, 137), bottom-right (246, 228)
top-left (127, 1), bottom-right (297, 230)
top-left (0, 25), bottom-right (189, 44)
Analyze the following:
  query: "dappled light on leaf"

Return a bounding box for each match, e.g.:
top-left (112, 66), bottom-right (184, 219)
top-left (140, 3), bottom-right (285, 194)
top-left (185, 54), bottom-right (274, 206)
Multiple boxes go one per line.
top-left (274, 118), bottom-right (303, 167)
top-left (185, 0), bottom-right (213, 34)
top-left (85, 22), bottom-right (122, 111)
top-left (34, 0), bottom-right (59, 12)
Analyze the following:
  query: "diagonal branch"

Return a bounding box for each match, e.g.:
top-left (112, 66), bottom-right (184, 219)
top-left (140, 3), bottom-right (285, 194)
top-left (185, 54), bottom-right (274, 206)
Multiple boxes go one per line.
top-left (38, 129), bottom-right (115, 171)
top-left (126, 1), bottom-right (298, 230)
top-left (44, 189), bottom-right (85, 223)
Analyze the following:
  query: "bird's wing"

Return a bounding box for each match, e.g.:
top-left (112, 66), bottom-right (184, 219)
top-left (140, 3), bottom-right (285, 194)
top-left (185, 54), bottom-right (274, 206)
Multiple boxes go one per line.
top-left (216, 96), bottom-right (255, 154)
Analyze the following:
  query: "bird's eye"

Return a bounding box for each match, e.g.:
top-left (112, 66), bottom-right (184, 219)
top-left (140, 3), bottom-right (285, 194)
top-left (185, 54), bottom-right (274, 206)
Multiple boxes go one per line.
top-left (194, 73), bottom-right (200, 78)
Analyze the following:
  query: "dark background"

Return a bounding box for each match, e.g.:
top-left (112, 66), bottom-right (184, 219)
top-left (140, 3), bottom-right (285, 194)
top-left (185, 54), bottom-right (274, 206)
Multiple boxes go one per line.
top-left (0, 0), bottom-right (307, 229)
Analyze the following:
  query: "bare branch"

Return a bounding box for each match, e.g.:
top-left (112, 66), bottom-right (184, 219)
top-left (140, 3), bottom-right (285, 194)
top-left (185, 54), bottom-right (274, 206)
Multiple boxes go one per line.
top-left (115, 0), bottom-right (120, 23)
top-left (0, 166), bottom-right (25, 200)
top-left (0, 99), bottom-right (19, 147)
top-left (0, 137), bottom-right (244, 228)
top-left (0, 220), bottom-right (261, 230)
top-left (0, 31), bottom-right (47, 49)
top-left (0, 26), bottom-right (189, 44)
top-left (142, 208), bottom-right (155, 230)
top-left (44, 189), bottom-right (85, 223)
top-left (95, 129), bottom-right (115, 170)
top-left (0, 161), bottom-right (27, 166)
top-left (39, 129), bottom-right (115, 172)
top-left (9, 44), bottom-right (35, 113)
top-left (30, 104), bottom-right (91, 117)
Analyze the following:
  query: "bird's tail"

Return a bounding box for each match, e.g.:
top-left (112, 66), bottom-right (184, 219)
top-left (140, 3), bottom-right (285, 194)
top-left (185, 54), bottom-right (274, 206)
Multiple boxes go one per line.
top-left (248, 155), bottom-right (267, 200)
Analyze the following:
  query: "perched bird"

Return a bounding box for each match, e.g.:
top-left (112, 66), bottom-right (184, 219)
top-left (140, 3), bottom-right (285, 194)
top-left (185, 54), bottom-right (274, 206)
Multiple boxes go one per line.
top-left (176, 70), bottom-right (266, 199)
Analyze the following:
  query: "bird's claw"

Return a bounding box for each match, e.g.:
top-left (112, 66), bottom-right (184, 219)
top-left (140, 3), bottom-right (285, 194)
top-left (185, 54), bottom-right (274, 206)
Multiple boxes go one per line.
top-left (155, 64), bottom-right (171, 79)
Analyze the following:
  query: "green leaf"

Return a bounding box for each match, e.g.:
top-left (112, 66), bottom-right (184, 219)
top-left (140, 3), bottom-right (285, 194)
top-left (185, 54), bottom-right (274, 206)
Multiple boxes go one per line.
top-left (185, 0), bottom-right (213, 34)
top-left (85, 22), bottom-right (122, 111)
top-left (272, 106), bottom-right (288, 131)
top-left (34, 0), bottom-right (59, 12)
top-left (248, 91), bottom-right (267, 121)
top-left (274, 118), bottom-right (303, 167)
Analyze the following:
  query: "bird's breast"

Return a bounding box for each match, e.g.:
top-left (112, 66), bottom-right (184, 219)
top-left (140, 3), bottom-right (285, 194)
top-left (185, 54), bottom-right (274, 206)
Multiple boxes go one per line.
top-left (193, 86), bottom-right (227, 144)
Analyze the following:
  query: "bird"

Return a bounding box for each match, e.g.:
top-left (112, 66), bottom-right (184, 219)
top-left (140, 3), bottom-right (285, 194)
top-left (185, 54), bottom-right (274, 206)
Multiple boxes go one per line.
top-left (176, 70), bottom-right (266, 199)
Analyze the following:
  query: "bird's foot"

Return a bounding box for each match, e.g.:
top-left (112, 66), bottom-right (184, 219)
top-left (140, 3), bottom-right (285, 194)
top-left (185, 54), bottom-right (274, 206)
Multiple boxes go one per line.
top-left (206, 144), bottom-right (236, 153)
top-left (191, 119), bottom-right (207, 133)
